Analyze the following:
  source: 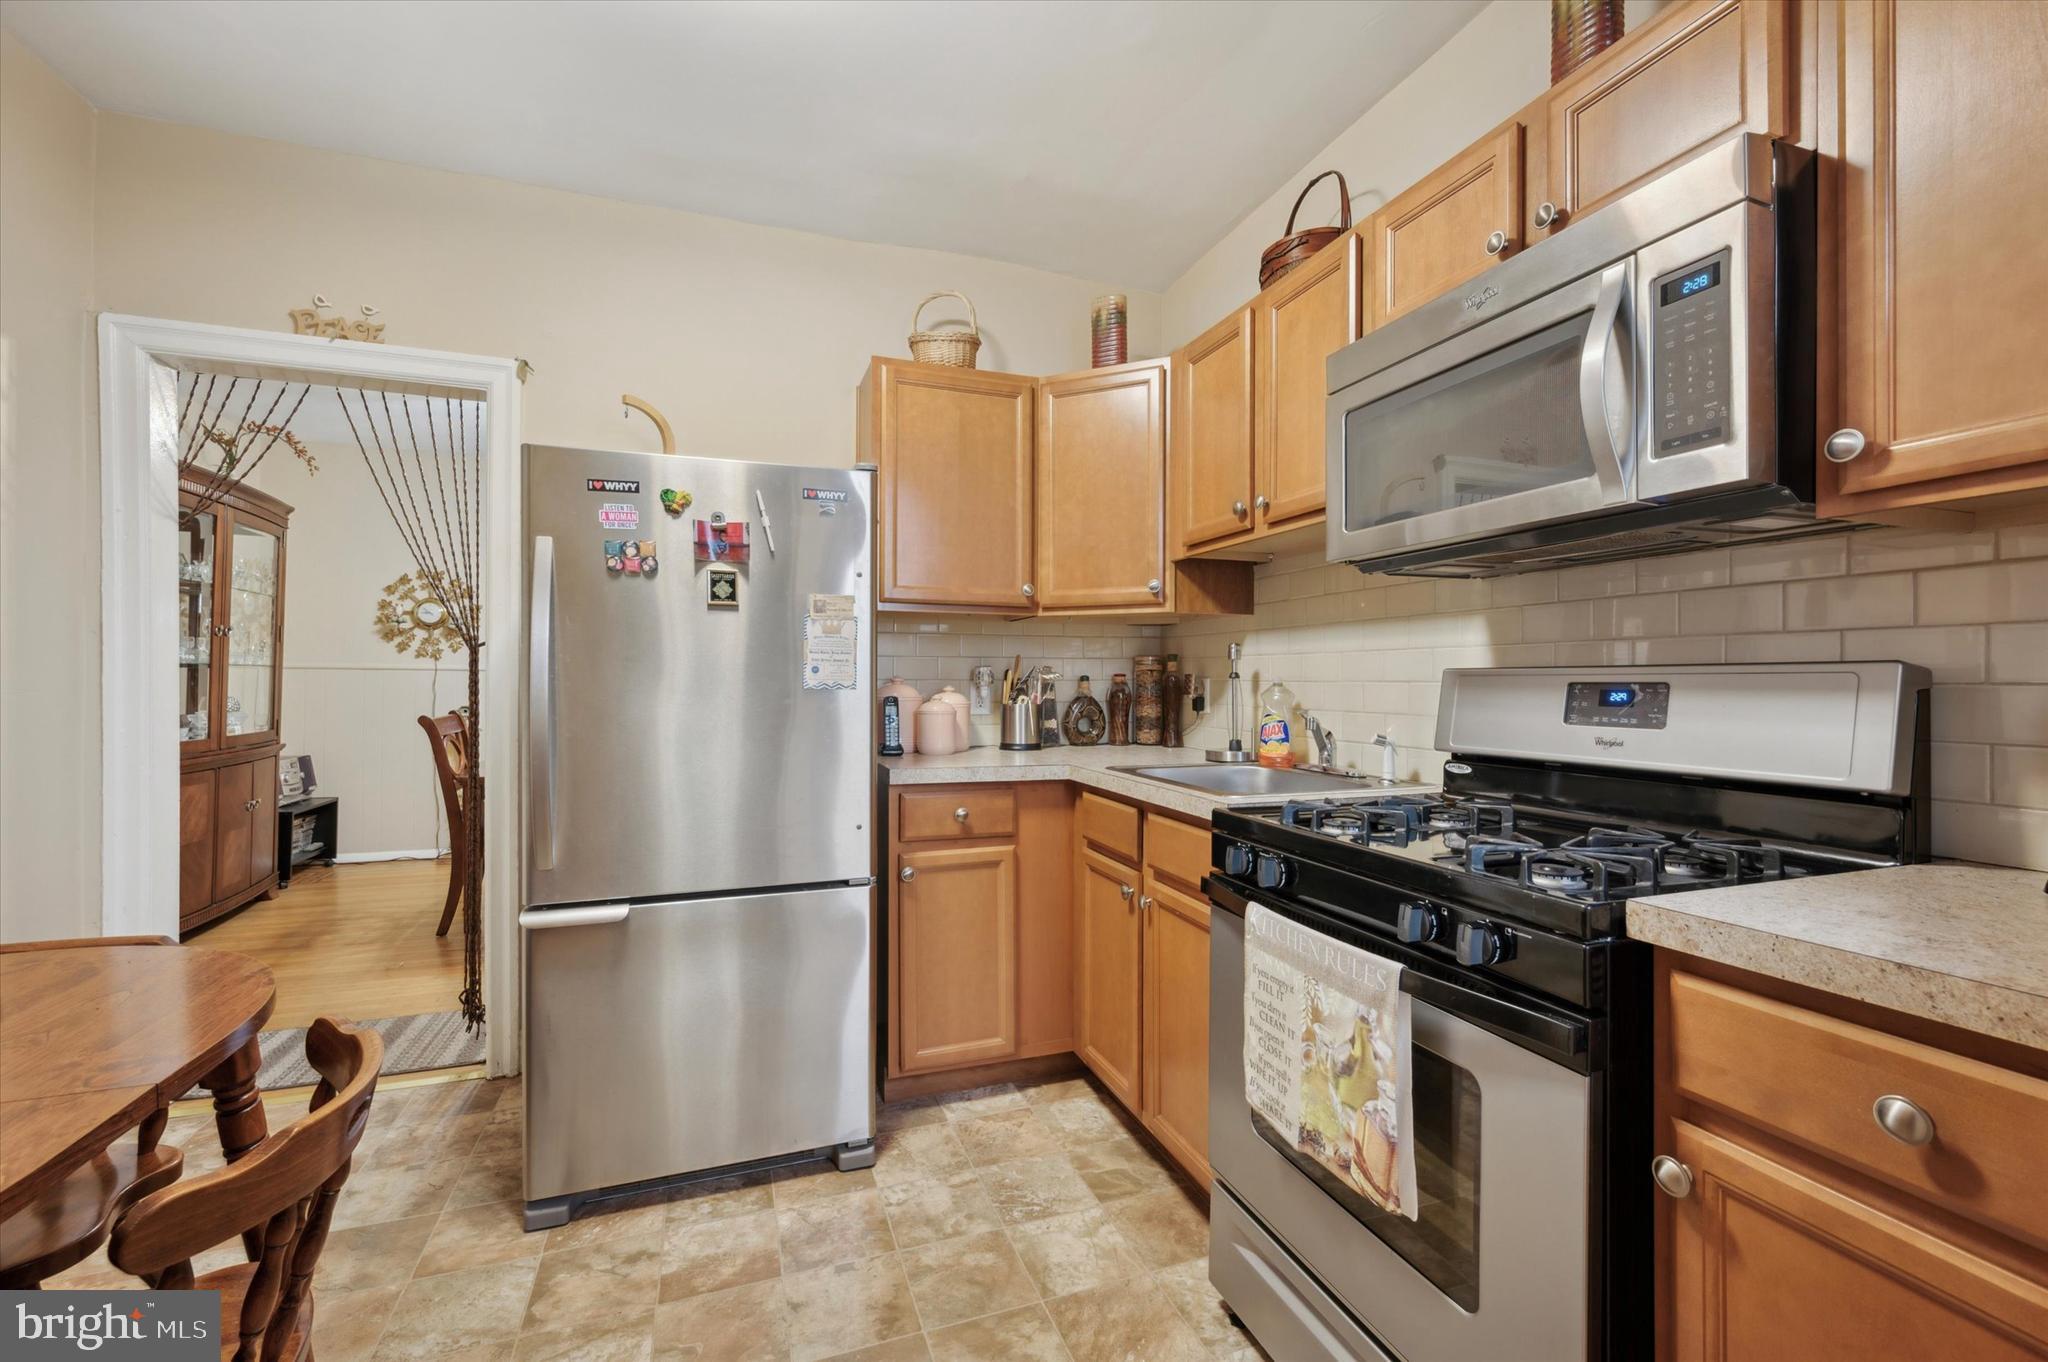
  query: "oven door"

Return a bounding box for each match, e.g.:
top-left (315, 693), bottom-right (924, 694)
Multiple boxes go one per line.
top-left (1210, 885), bottom-right (1595, 1362)
top-left (1326, 260), bottom-right (1636, 566)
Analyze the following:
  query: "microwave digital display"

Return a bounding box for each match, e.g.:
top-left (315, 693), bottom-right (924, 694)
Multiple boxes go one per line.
top-left (1659, 261), bottom-right (1722, 305)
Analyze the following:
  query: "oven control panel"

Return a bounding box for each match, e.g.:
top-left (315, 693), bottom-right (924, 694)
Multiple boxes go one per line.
top-left (1651, 250), bottom-right (1732, 455)
top-left (1563, 681), bottom-right (1671, 729)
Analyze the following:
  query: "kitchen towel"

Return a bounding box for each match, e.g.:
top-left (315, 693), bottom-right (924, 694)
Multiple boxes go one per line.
top-left (1244, 901), bottom-right (1418, 1219)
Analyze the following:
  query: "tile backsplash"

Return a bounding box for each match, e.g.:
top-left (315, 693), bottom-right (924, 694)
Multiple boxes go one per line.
top-left (877, 615), bottom-right (1168, 732)
top-left (1163, 523), bottom-right (2048, 872)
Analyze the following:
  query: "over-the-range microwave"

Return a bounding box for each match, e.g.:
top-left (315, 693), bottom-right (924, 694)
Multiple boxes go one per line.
top-left (1326, 134), bottom-right (1832, 578)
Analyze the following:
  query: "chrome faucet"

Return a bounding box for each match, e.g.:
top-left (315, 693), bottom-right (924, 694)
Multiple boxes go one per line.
top-left (1304, 712), bottom-right (1337, 769)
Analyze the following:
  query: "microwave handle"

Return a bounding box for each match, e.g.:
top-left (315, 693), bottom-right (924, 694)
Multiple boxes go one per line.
top-left (1578, 261), bottom-right (1635, 498)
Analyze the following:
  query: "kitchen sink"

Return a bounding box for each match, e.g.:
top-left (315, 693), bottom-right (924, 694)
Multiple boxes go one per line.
top-left (1110, 764), bottom-right (1394, 797)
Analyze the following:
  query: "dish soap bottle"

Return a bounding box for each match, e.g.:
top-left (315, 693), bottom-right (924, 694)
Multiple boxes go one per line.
top-left (1257, 680), bottom-right (1297, 768)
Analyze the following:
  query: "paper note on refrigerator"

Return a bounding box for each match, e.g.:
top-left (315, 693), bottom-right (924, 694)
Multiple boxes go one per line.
top-left (802, 598), bottom-right (858, 691)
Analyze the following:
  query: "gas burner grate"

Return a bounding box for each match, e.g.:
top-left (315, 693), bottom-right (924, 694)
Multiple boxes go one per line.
top-left (1461, 833), bottom-right (1545, 874)
top-left (1521, 848), bottom-right (1655, 899)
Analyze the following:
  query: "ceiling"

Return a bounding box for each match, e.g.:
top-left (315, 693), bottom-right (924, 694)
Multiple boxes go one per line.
top-left (4, 0), bottom-right (1484, 290)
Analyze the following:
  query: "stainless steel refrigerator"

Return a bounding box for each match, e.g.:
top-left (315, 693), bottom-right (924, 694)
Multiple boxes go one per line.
top-left (520, 446), bottom-right (875, 1230)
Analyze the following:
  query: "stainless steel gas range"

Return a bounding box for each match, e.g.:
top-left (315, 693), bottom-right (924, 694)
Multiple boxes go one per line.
top-left (1205, 662), bottom-right (1932, 1362)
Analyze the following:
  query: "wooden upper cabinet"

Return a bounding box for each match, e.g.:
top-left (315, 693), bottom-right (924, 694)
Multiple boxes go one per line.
top-left (1667, 1120), bottom-right (2048, 1361)
top-left (1255, 233), bottom-right (1362, 532)
top-left (1037, 360), bottom-right (1168, 610)
top-left (1543, 0), bottom-right (1789, 233)
top-left (858, 358), bottom-right (1036, 609)
top-left (895, 842), bottom-right (1019, 1073)
top-left (1372, 123), bottom-right (1524, 327)
top-left (1173, 306), bottom-right (1256, 552)
top-left (1819, 0), bottom-right (2048, 514)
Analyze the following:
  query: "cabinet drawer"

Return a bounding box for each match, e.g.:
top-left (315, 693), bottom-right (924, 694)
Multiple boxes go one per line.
top-left (1668, 970), bottom-right (2048, 1247)
top-left (897, 787), bottom-right (1017, 842)
top-left (1143, 813), bottom-right (1211, 898)
top-left (1078, 792), bottom-right (1141, 865)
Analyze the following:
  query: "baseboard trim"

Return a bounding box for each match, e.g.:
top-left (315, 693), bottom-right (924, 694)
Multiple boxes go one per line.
top-left (882, 1051), bottom-right (1085, 1103)
top-left (332, 850), bottom-right (447, 864)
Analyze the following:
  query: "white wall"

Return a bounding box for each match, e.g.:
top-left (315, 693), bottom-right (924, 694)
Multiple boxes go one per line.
top-left (0, 32), bottom-right (99, 942)
top-left (1163, 0), bottom-right (1671, 346)
top-left (247, 423), bottom-right (473, 860)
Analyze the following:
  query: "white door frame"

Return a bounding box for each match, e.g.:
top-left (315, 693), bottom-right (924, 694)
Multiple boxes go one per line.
top-left (98, 314), bottom-right (524, 1076)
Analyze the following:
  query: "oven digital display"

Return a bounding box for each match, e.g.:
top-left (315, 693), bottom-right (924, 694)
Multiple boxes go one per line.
top-left (1659, 261), bottom-right (1721, 305)
top-left (1564, 681), bottom-right (1671, 729)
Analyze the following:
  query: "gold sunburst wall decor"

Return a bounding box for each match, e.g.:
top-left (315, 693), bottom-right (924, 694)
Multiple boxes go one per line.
top-left (374, 571), bottom-right (469, 659)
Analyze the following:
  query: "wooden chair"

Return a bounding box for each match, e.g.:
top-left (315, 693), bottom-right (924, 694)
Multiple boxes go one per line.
top-left (416, 710), bottom-right (471, 937)
top-left (0, 935), bottom-right (184, 1288)
top-left (109, 1018), bottom-right (383, 1362)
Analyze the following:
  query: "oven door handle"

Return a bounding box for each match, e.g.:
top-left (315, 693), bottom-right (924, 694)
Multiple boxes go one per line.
top-left (1578, 260), bottom-right (1635, 501)
top-left (1208, 874), bottom-right (1596, 1071)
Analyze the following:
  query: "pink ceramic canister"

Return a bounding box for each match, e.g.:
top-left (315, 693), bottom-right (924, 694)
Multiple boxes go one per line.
top-left (914, 695), bottom-right (963, 755)
top-left (880, 677), bottom-right (925, 754)
top-left (929, 685), bottom-right (973, 749)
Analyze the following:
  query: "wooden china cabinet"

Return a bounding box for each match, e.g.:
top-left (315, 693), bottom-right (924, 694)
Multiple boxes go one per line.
top-left (177, 478), bottom-right (291, 935)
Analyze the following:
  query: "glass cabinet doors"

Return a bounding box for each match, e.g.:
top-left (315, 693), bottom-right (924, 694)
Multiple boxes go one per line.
top-left (225, 518), bottom-right (281, 740)
top-left (176, 492), bottom-right (286, 753)
top-left (178, 510), bottom-right (217, 746)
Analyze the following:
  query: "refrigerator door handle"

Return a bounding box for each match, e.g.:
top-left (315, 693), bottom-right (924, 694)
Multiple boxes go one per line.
top-left (519, 902), bottom-right (630, 930)
top-left (530, 535), bottom-right (559, 871)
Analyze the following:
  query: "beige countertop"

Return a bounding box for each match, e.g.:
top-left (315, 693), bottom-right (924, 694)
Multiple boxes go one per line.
top-left (1628, 863), bottom-right (2048, 1050)
top-left (880, 745), bottom-right (1422, 823)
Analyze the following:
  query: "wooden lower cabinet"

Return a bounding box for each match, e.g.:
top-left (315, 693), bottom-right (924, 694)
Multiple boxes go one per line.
top-left (1076, 846), bottom-right (1145, 1108)
top-left (1656, 957), bottom-right (2048, 1359)
top-left (178, 769), bottom-right (216, 918)
top-left (1142, 878), bottom-right (1211, 1184)
top-left (181, 748), bottom-right (279, 935)
top-left (895, 843), bottom-right (1019, 1072)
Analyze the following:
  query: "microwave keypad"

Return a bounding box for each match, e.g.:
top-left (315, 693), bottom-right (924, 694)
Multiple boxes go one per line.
top-left (1653, 254), bottom-right (1731, 454)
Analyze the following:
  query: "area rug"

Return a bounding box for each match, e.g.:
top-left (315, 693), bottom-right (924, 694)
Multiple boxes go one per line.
top-left (199, 1013), bottom-right (487, 1094)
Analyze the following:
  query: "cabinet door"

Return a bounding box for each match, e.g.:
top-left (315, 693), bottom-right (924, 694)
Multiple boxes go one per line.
top-left (868, 360), bottom-right (1038, 609)
top-left (221, 512), bottom-right (284, 748)
top-left (1666, 1120), bottom-right (2048, 1360)
top-left (1821, 0), bottom-right (2048, 511)
top-left (1371, 124), bottom-right (1523, 327)
top-left (896, 843), bottom-right (1018, 1072)
top-left (176, 507), bottom-right (220, 753)
top-left (212, 758), bottom-right (255, 898)
top-left (1142, 878), bottom-right (1211, 1184)
top-left (1544, 0), bottom-right (1788, 232)
top-left (248, 755), bottom-right (278, 891)
top-left (1037, 361), bottom-right (1167, 609)
top-left (179, 769), bottom-right (216, 919)
top-left (1256, 233), bottom-right (1362, 532)
top-left (1173, 307), bottom-right (1256, 552)
top-left (1076, 847), bottom-right (1143, 1107)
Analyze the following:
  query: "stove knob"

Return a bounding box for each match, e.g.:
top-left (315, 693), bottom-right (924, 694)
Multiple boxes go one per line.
top-left (1222, 843), bottom-right (1256, 879)
top-left (1396, 901), bottom-right (1445, 944)
top-left (1455, 920), bottom-right (1514, 967)
top-left (1254, 852), bottom-right (1291, 891)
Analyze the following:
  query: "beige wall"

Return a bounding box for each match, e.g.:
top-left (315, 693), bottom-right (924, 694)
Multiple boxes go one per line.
top-left (0, 32), bottom-right (99, 942)
top-left (91, 115), bottom-right (1160, 458)
top-left (1163, 0), bottom-right (1671, 346)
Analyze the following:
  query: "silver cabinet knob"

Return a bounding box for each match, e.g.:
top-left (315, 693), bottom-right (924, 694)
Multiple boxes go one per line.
top-left (1650, 1154), bottom-right (1694, 1199)
top-left (899, 866), bottom-right (916, 882)
top-left (1824, 428), bottom-right (1868, 463)
top-left (1484, 230), bottom-right (1508, 256)
top-left (1254, 495), bottom-right (1270, 513)
top-left (1119, 883), bottom-right (1134, 901)
top-left (1534, 201), bottom-right (1560, 229)
top-left (1873, 1094), bottom-right (1935, 1146)
top-left (1139, 895), bottom-right (1153, 910)
top-left (1232, 499), bottom-right (1248, 518)
top-left (1146, 578), bottom-right (1162, 596)
top-left (953, 807), bottom-right (969, 822)
top-left (1020, 582), bottom-right (1035, 598)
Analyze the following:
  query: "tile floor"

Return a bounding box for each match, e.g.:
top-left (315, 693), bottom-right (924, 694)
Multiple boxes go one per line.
top-left (53, 1073), bottom-right (1267, 1361)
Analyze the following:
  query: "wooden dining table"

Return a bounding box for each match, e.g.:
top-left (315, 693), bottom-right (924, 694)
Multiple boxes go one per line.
top-left (0, 944), bottom-right (276, 1224)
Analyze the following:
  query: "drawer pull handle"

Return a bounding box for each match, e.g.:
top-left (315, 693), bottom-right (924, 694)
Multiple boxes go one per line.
top-left (1873, 1094), bottom-right (1935, 1147)
top-left (953, 807), bottom-right (969, 822)
top-left (1650, 1154), bottom-right (1693, 1200)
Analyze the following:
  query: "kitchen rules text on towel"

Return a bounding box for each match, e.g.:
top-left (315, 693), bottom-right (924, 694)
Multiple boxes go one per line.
top-left (1245, 902), bottom-right (1417, 1218)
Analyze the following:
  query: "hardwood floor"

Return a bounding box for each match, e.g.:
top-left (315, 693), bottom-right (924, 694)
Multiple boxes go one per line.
top-left (192, 860), bottom-right (466, 1031)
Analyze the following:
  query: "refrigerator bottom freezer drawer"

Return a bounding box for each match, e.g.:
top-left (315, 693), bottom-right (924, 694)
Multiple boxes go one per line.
top-left (523, 883), bottom-right (873, 1206)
